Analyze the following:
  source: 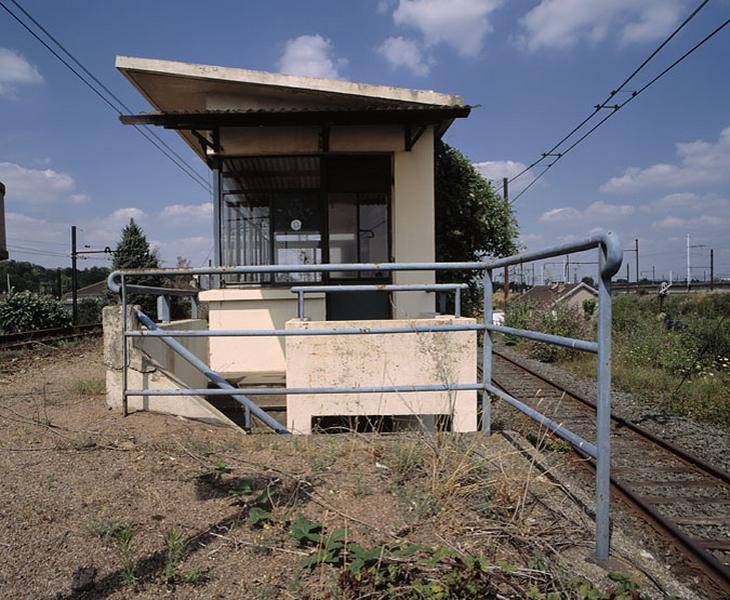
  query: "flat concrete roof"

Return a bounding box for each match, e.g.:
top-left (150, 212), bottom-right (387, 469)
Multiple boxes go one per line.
top-left (115, 56), bottom-right (465, 110)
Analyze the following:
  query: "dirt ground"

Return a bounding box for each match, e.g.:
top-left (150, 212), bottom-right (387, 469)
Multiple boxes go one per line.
top-left (0, 340), bottom-right (707, 599)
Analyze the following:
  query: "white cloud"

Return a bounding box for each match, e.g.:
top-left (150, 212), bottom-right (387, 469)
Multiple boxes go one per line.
top-left (0, 161), bottom-right (76, 204)
top-left (378, 36), bottom-right (432, 76)
top-left (69, 193), bottom-right (91, 205)
top-left (652, 214), bottom-right (730, 229)
top-left (0, 48), bottom-right (43, 97)
top-left (602, 126), bottom-right (730, 193)
top-left (473, 160), bottom-right (536, 194)
top-left (110, 207), bottom-right (145, 222)
top-left (277, 35), bottom-right (347, 79)
top-left (518, 0), bottom-right (689, 51)
top-left (391, 0), bottom-right (503, 57)
top-left (539, 200), bottom-right (635, 223)
top-left (160, 202), bottom-right (213, 224)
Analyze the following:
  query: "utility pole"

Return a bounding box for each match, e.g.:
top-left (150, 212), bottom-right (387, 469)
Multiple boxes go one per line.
top-left (71, 225), bottom-right (78, 326)
top-left (652, 265), bottom-right (655, 283)
top-left (686, 233), bottom-right (691, 291)
top-left (540, 264), bottom-right (545, 286)
top-left (56, 267), bottom-right (62, 300)
top-left (519, 262), bottom-right (524, 292)
top-left (502, 177), bottom-right (509, 303)
top-left (626, 263), bottom-right (630, 283)
top-left (710, 248), bottom-right (714, 291)
top-left (634, 239), bottom-right (639, 290)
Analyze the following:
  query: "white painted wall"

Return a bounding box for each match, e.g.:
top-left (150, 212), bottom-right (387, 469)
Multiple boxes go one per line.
top-left (392, 126), bottom-right (436, 318)
top-left (200, 288), bottom-right (325, 377)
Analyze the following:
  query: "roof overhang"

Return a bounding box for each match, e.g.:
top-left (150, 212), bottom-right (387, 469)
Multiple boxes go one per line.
top-left (115, 56), bottom-right (472, 162)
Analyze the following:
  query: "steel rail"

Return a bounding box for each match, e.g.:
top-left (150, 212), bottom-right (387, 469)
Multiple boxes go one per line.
top-left (0, 323), bottom-right (102, 351)
top-left (490, 349), bottom-right (730, 595)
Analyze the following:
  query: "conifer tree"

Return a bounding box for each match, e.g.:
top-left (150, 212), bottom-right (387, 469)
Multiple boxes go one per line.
top-left (112, 219), bottom-right (161, 315)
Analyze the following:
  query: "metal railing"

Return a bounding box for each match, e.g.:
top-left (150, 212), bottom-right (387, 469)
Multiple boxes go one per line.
top-left (107, 231), bottom-right (622, 560)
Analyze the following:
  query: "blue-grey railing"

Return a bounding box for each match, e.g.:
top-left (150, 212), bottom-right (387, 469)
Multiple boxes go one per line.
top-left (108, 231), bottom-right (622, 561)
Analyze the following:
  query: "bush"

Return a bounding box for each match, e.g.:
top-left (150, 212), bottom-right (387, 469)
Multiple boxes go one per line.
top-left (0, 290), bottom-right (72, 333)
top-left (77, 297), bottom-right (107, 325)
top-left (503, 300), bottom-right (592, 362)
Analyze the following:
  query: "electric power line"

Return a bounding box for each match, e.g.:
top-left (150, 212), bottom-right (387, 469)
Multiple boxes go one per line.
top-left (0, 0), bottom-right (212, 193)
top-left (507, 0), bottom-right (723, 201)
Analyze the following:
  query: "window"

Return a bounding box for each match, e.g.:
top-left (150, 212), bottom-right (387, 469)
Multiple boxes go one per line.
top-left (220, 154), bottom-right (390, 285)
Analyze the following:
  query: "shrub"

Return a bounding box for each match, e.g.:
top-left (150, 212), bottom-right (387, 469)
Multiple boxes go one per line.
top-left (0, 290), bottom-right (71, 334)
top-left (77, 297), bottom-right (107, 325)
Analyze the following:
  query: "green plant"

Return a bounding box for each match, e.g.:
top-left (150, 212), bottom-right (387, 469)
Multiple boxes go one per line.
top-left (110, 218), bottom-right (162, 316)
top-left (0, 290), bottom-right (71, 334)
top-left (182, 565), bottom-right (208, 584)
top-left (163, 527), bottom-right (186, 583)
top-left (114, 526), bottom-right (137, 587)
top-left (77, 297), bottom-right (107, 325)
top-left (435, 141), bottom-right (518, 316)
top-left (582, 298), bottom-right (597, 318)
top-left (89, 517), bottom-right (121, 545)
top-left (71, 377), bottom-right (106, 396)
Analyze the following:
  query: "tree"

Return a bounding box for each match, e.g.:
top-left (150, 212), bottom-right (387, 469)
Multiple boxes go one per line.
top-left (111, 219), bottom-right (161, 315)
top-left (435, 142), bottom-right (518, 314)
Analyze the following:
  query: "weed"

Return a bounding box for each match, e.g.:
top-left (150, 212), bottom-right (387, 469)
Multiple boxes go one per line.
top-left (182, 565), bottom-right (208, 584)
top-left (0, 350), bottom-right (18, 362)
top-left (162, 527), bottom-right (186, 583)
top-left (71, 377), bottom-right (106, 396)
top-left (89, 517), bottom-right (121, 545)
top-left (114, 526), bottom-right (137, 587)
top-left (352, 475), bottom-right (371, 498)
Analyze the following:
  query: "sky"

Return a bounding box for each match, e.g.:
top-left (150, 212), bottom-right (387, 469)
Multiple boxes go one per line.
top-left (1, 0), bottom-right (729, 284)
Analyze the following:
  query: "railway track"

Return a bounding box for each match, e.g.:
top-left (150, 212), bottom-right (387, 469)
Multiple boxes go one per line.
top-left (489, 349), bottom-right (730, 596)
top-left (0, 323), bottom-right (102, 352)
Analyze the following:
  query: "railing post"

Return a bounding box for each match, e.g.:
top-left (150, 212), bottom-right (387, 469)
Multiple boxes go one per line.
top-left (297, 290), bottom-right (305, 319)
top-left (157, 295), bottom-right (171, 323)
top-left (121, 274), bottom-right (128, 418)
top-left (595, 242), bottom-right (612, 560)
top-left (482, 268), bottom-right (493, 434)
top-left (454, 287), bottom-right (462, 318)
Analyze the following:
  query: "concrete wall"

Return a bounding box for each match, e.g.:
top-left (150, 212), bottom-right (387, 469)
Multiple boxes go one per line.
top-left (200, 288), bottom-right (325, 378)
top-left (220, 125), bottom-right (405, 155)
top-left (392, 127), bottom-right (436, 318)
top-left (285, 316), bottom-right (477, 434)
top-left (558, 288), bottom-right (597, 311)
top-left (103, 306), bottom-right (235, 426)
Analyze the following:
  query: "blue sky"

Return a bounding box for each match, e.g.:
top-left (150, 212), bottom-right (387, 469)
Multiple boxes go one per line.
top-left (1, 0), bottom-right (729, 283)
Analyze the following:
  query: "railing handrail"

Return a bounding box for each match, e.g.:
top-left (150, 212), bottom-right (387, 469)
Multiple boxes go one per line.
top-left (106, 232), bottom-right (623, 292)
top-left (110, 231), bottom-right (622, 562)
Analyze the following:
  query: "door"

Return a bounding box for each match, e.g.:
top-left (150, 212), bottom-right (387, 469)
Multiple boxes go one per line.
top-left (325, 155), bottom-right (391, 320)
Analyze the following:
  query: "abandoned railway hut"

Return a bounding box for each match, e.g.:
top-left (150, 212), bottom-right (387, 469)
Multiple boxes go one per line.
top-left (108, 56), bottom-right (478, 433)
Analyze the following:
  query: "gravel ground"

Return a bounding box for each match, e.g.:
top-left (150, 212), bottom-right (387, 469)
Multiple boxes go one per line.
top-left (496, 344), bottom-right (730, 473)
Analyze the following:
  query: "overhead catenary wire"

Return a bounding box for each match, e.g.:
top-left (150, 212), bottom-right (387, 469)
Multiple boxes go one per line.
top-left (506, 0), bottom-right (721, 201)
top-left (0, 0), bottom-right (211, 193)
top-left (510, 15), bottom-right (730, 205)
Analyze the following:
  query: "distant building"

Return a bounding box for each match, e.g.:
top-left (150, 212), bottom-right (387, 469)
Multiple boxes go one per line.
top-left (518, 282), bottom-right (598, 311)
top-left (62, 279), bottom-right (108, 307)
top-left (0, 181), bottom-right (7, 261)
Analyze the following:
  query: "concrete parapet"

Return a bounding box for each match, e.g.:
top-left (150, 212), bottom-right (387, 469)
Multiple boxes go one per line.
top-left (285, 316), bottom-right (477, 434)
top-left (102, 305), bottom-right (235, 427)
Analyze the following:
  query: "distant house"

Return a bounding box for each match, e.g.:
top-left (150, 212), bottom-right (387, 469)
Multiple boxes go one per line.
top-left (62, 280), bottom-right (108, 307)
top-left (517, 282), bottom-right (597, 311)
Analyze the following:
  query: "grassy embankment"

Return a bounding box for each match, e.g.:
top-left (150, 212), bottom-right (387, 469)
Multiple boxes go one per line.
top-left (503, 292), bottom-right (730, 430)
